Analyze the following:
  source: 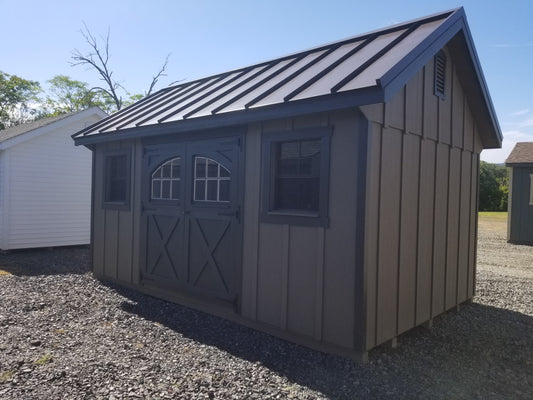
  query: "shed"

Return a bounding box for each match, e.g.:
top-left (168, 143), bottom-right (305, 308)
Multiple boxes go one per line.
top-left (0, 107), bottom-right (107, 250)
top-left (505, 142), bottom-right (533, 245)
top-left (73, 8), bottom-right (502, 360)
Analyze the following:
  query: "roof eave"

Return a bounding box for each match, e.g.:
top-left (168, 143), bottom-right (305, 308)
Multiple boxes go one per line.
top-left (73, 87), bottom-right (385, 146)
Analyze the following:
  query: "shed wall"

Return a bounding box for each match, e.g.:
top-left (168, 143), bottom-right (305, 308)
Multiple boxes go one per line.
top-left (360, 46), bottom-right (482, 350)
top-left (92, 139), bottom-right (140, 284)
top-left (508, 166), bottom-right (533, 244)
top-left (0, 116), bottom-right (99, 250)
top-left (241, 110), bottom-right (365, 354)
top-left (91, 109), bottom-right (366, 357)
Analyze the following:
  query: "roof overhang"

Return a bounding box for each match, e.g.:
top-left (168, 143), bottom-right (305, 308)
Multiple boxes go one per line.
top-left (73, 8), bottom-right (502, 150)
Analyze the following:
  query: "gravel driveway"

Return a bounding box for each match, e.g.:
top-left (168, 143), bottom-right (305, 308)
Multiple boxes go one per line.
top-left (0, 215), bottom-right (532, 399)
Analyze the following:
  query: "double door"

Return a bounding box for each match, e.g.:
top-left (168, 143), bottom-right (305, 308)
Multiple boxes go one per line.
top-left (141, 136), bottom-right (242, 307)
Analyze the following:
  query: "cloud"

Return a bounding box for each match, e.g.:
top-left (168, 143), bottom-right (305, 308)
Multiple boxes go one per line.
top-left (489, 43), bottom-right (533, 48)
top-left (511, 109), bottom-right (529, 116)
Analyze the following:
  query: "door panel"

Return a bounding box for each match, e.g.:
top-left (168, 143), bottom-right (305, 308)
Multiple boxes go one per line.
top-left (141, 136), bottom-right (242, 307)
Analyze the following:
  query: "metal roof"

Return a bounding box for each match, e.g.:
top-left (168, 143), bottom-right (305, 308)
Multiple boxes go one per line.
top-left (73, 8), bottom-right (502, 149)
top-left (506, 142), bottom-right (533, 165)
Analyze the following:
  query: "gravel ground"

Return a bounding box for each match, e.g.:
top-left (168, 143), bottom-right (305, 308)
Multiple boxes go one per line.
top-left (0, 220), bottom-right (532, 399)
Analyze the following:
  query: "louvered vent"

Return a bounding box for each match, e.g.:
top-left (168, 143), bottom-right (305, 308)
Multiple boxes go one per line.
top-left (434, 50), bottom-right (446, 98)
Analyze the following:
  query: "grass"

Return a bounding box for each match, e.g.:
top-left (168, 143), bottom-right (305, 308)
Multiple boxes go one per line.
top-left (0, 370), bottom-right (14, 383)
top-left (478, 211), bottom-right (507, 232)
top-left (34, 354), bottom-right (53, 365)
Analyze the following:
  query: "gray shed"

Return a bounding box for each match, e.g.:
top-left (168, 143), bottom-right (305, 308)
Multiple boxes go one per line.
top-left (73, 8), bottom-right (502, 360)
top-left (506, 142), bottom-right (533, 245)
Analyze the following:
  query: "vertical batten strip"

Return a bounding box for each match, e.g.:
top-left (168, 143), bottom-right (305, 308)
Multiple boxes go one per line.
top-left (395, 130), bottom-right (405, 336)
top-left (280, 224), bottom-right (290, 330)
top-left (314, 228), bottom-right (325, 341)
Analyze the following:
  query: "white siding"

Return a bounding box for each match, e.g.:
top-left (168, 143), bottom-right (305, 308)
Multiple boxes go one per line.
top-left (1, 114), bottom-right (100, 249)
top-left (0, 151), bottom-right (5, 247)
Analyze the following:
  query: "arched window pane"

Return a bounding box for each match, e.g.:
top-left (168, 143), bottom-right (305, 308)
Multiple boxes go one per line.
top-left (151, 157), bottom-right (181, 200)
top-left (193, 156), bottom-right (231, 202)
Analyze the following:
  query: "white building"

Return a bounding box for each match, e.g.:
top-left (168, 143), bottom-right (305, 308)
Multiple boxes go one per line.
top-left (0, 107), bottom-right (106, 250)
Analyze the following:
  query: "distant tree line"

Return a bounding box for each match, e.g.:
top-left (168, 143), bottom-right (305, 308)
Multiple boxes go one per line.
top-left (479, 161), bottom-right (508, 211)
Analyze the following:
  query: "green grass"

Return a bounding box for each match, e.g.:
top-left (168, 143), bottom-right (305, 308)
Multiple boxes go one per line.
top-left (478, 212), bottom-right (507, 233)
top-left (34, 354), bottom-right (53, 365)
top-left (478, 211), bottom-right (508, 220)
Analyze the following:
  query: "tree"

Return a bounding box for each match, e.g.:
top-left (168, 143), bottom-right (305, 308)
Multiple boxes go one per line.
top-left (0, 71), bottom-right (41, 129)
top-left (70, 24), bottom-right (169, 112)
top-left (44, 75), bottom-right (112, 115)
top-left (479, 161), bottom-right (509, 211)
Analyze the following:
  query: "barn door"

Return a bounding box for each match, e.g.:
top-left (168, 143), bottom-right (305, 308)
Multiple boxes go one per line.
top-left (141, 136), bottom-right (242, 307)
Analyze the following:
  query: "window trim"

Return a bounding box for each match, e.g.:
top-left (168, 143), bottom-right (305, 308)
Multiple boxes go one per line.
top-left (102, 149), bottom-right (131, 211)
top-left (261, 126), bottom-right (331, 227)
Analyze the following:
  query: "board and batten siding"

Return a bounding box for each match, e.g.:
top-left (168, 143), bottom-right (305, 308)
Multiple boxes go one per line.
top-left (0, 116), bottom-right (100, 250)
top-left (241, 109), bottom-right (366, 356)
top-left (360, 46), bottom-right (483, 351)
top-left (507, 166), bottom-right (533, 244)
top-left (92, 138), bottom-right (140, 285)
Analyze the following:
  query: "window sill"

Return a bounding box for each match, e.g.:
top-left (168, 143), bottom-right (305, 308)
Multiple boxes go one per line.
top-left (102, 201), bottom-right (131, 211)
top-left (261, 209), bottom-right (328, 227)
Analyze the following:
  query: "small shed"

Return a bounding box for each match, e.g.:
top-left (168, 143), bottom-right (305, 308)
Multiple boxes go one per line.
top-left (506, 142), bottom-right (533, 245)
top-left (73, 8), bottom-right (501, 360)
top-left (0, 107), bottom-right (107, 250)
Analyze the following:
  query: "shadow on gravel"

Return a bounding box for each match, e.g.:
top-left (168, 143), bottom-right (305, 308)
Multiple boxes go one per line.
top-left (0, 246), bottom-right (91, 276)
top-left (111, 281), bottom-right (533, 399)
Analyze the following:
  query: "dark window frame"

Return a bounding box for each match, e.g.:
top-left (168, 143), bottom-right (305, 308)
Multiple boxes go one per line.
top-left (102, 149), bottom-right (131, 210)
top-left (261, 126), bottom-right (331, 227)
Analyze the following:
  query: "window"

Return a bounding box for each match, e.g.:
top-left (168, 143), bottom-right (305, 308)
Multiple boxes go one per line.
top-left (193, 156), bottom-right (231, 202)
top-left (275, 140), bottom-right (321, 211)
top-left (103, 151), bottom-right (130, 209)
top-left (434, 50), bottom-right (447, 98)
top-left (262, 127), bottom-right (331, 226)
top-left (151, 157), bottom-right (181, 200)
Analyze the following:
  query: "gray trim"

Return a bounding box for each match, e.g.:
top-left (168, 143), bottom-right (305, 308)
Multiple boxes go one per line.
top-left (353, 111), bottom-right (369, 352)
top-left (261, 126), bottom-right (332, 227)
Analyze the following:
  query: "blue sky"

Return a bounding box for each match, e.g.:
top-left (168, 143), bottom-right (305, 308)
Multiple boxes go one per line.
top-left (1, 0), bottom-right (532, 163)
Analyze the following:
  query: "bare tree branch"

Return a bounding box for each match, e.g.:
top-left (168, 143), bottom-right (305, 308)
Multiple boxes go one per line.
top-left (146, 53), bottom-right (170, 96)
top-left (71, 23), bottom-right (123, 110)
top-left (71, 23), bottom-right (172, 111)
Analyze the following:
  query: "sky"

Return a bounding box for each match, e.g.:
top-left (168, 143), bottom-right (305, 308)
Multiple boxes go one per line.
top-left (1, 0), bottom-right (532, 163)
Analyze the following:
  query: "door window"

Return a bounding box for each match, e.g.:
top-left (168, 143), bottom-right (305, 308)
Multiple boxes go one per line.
top-left (193, 156), bottom-right (230, 202)
top-left (151, 157), bottom-right (181, 200)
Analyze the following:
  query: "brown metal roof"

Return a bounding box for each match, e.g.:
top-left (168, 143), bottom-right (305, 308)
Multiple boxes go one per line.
top-left (506, 142), bottom-right (533, 165)
top-left (73, 7), bottom-right (502, 149)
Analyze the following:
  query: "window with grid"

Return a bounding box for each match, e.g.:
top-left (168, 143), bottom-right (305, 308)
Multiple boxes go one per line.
top-left (151, 157), bottom-right (181, 200)
top-left (261, 127), bottom-right (331, 226)
top-left (193, 157), bottom-right (230, 202)
top-left (275, 140), bottom-right (321, 211)
top-left (103, 151), bottom-right (130, 209)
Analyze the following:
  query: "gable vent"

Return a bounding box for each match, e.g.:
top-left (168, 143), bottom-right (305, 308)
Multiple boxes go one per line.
top-left (434, 50), bottom-right (446, 98)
